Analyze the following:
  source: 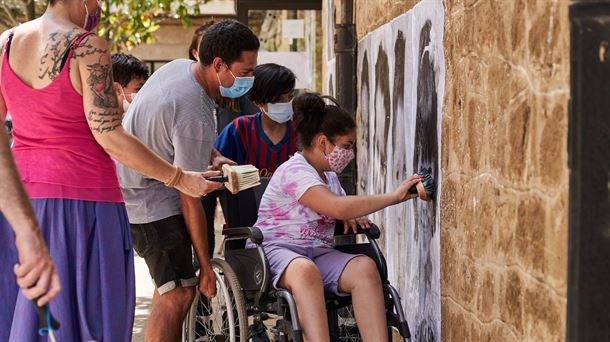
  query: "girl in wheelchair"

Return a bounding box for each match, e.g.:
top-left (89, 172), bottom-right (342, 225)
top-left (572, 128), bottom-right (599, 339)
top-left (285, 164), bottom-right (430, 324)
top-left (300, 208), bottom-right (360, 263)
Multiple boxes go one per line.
top-left (252, 93), bottom-right (421, 342)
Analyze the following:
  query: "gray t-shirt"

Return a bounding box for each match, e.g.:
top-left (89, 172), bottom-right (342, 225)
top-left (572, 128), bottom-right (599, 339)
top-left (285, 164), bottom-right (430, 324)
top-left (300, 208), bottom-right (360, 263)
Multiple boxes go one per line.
top-left (117, 59), bottom-right (216, 224)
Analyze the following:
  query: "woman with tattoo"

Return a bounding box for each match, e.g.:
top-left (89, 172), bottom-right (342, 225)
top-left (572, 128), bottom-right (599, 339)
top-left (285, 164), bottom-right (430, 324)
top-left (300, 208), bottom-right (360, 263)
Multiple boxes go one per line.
top-left (0, 0), bottom-right (222, 340)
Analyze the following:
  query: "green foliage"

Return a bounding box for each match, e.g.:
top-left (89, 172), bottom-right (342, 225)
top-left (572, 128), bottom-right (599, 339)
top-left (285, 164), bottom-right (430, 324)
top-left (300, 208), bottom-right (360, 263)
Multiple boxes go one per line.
top-left (0, 1), bottom-right (46, 28)
top-left (99, 0), bottom-right (206, 51)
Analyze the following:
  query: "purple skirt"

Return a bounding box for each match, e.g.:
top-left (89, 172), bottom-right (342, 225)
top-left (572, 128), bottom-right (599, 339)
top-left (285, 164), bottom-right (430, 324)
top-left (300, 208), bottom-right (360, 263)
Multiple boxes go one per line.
top-left (0, 199), bottom-right (135, 342)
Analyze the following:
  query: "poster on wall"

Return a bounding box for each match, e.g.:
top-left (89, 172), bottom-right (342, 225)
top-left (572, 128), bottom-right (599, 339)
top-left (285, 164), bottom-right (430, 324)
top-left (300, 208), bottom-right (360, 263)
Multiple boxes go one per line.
top-left (258, 51), bottom-right (311, 89)
top-left (356, 0), bottom-right (445, 340)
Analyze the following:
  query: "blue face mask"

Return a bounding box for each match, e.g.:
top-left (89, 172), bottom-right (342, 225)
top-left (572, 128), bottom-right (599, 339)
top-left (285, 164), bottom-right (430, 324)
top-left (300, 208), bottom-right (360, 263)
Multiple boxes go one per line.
top-left (264, 100), bottom-right (294, 123)
top-left (217, 64), bottom-right (254, 99)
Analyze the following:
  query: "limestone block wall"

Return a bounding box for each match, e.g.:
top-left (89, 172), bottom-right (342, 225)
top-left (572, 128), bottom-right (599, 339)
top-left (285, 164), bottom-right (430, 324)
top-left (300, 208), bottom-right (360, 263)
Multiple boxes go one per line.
top-left (352, 0), bottom-right (570, 341)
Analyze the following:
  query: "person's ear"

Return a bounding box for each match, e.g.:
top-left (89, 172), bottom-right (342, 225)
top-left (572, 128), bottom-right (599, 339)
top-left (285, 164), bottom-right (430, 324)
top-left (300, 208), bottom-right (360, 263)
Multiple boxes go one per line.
top-left (212, 57), bottom-right (224, 73)
top-left (314, 134), bottom-right (327, 152)
top-left (191, 49), bottom-right (199, 61)
top-left (254, 102), bottom-right (266, 112)
top-left (113, 82), bottom-right (123, 98)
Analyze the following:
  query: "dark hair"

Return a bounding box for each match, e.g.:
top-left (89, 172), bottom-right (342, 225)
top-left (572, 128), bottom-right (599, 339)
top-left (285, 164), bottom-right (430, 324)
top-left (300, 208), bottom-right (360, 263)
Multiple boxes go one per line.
top-left (188, 21), bottom-right (215, 61)
top-left (293, 93), bottom-right (356, 148)
top-left (248, 63), bottom-right (295, 104)
top-left (111, 53), bottom-right (149, 87)
top-left (48, 0), bottom-right (57, 5)
top-left (198, 20), bottom-right (260, 66)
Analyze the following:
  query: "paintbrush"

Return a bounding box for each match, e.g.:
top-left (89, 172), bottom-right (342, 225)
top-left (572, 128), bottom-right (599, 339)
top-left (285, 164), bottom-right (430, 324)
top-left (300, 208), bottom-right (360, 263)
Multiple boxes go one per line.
top-left (408, 167), bottom-right (436, 201)
top-left (207, 164), bottom-right (261, 194)
top-left (33, 301), bottom-right (59, 342)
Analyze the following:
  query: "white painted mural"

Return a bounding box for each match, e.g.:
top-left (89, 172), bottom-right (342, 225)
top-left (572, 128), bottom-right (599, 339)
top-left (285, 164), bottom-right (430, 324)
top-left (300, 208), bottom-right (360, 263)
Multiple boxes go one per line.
top-left (356, 0), bottom-right (445, 340)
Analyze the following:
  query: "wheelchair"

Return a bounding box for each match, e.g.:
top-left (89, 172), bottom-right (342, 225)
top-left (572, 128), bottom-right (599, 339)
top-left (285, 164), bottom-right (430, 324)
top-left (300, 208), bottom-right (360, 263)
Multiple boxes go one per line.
top-left (183, 178), bottom-right (411, 342)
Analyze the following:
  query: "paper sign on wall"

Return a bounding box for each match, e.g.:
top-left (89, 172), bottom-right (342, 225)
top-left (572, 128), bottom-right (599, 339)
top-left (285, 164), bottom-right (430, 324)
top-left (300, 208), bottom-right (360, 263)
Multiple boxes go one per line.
top-left (282, 19), bottom-right (304, 39)
top-left (258, 51), bottom-right (310, 89)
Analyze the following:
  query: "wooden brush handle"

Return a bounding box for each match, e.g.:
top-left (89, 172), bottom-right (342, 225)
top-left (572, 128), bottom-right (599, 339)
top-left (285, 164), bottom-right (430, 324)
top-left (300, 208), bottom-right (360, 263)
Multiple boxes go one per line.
top-left (415, 181), bottom-right (431, 201)
top-left (409, 181), bottom-right (431, 201)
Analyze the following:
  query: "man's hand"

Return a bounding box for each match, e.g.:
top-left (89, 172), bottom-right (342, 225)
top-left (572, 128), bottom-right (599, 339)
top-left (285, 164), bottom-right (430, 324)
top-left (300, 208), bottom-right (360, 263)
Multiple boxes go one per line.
top-left (209, 148), bottom-right (236, 171)
top-left (175, 170), bottom-right (223, 197)
top-left (198, 261), bottom-right (217, 299)
top-left (209, 155), bottom-right (236, 171)
top-left (14, 230), bottom-right (61, 306)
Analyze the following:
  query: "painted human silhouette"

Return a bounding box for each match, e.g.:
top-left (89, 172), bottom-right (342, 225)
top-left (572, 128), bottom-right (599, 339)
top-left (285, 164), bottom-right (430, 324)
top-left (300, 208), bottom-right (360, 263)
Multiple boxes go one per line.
top-left (412, 19), bottom-right (439, 342)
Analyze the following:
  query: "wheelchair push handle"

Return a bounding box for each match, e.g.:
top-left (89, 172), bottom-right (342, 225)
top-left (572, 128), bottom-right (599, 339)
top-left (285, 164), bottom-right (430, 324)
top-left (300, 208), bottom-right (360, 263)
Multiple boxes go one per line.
top-left (222, 226), bottom-right (264, 245)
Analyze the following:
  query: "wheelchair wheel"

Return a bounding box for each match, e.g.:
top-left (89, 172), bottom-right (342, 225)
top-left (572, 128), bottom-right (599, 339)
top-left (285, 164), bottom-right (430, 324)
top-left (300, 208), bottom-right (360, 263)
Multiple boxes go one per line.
top-left (337, 304), bottom-right (410, 342)
top-left (337, 305), bottom-right (361, 342)
top-left (183, 259), bottom-right (248, 342)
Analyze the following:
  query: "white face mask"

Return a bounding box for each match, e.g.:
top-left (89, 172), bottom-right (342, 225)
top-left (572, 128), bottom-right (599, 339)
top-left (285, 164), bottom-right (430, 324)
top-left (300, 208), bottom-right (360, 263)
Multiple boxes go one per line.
top-left (263, 100), bottom-right (293, 123)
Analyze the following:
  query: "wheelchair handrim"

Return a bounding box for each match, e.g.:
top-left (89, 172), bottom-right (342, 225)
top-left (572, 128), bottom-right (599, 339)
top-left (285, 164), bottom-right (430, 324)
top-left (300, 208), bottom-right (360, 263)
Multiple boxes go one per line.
top-left (183, 268), bottom-right (237, 342)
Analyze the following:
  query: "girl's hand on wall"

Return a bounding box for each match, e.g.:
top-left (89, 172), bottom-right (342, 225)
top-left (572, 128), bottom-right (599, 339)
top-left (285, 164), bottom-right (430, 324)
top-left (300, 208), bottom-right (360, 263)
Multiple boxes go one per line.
top-left (393, 175), bottom-right (423, 203)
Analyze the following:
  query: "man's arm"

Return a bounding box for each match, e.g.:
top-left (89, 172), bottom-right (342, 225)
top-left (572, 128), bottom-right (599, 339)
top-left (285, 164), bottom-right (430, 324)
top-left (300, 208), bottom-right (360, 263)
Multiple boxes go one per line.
top-left (179, 187), bottom-right (217, 299)
top-left (0, 109), bottom-right (60, 306)
top-left (75, 34), bottom-right (218, 198)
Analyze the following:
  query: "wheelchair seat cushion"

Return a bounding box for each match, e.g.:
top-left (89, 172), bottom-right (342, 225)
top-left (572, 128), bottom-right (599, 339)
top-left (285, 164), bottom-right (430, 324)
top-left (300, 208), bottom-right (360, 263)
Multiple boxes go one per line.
top-left (262, 241), bottom-right (363, 297)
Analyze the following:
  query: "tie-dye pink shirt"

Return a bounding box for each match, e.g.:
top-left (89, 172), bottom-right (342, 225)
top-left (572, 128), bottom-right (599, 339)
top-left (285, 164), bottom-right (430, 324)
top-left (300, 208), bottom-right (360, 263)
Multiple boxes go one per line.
top-left (255, 153), bottom-right (346, 247)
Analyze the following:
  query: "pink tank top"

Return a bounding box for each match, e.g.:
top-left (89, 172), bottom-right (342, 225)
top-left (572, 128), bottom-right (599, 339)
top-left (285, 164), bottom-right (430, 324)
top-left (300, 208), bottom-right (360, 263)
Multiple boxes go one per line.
top-left (1, 31), bottom-right (123, 202)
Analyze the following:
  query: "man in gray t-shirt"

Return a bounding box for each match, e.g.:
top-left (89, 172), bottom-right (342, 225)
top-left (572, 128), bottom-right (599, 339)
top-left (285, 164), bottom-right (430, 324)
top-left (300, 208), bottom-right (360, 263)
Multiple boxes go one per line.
top-left (119, 58), bottom-right (217, 224)
top-left (116, 20), bottom-right (259, 341)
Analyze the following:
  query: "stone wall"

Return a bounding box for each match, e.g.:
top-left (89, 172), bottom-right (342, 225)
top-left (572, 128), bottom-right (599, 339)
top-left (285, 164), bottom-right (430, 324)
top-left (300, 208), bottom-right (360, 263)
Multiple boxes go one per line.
top-left (352, 0), bottom-right (570, 341)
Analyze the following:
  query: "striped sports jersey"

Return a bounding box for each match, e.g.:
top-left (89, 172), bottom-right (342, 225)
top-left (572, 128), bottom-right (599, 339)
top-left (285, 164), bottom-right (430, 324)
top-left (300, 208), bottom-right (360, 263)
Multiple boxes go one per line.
top-left (214, 112), bottom-right (297, 177)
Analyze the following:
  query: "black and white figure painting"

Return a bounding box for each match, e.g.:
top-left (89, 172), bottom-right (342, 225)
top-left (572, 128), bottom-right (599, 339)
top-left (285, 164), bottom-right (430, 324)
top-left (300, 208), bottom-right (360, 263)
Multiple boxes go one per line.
top-left (327, 58), bottom-right (336, 98)
top-left (356, 0), bottom-right (444, 340)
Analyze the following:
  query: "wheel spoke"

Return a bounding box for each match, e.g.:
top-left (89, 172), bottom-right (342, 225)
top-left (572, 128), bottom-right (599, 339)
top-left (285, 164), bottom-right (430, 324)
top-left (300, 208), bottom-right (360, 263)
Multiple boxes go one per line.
top-left (338, 305), bottom-right (361, 342)
top-left (184, 260), bottom-right (246, 342)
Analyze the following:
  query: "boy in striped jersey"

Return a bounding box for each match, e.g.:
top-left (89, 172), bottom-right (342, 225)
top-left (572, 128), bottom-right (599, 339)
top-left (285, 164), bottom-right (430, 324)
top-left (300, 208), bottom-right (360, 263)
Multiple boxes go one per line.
top-left (215, 63), bottom-right (297, 177)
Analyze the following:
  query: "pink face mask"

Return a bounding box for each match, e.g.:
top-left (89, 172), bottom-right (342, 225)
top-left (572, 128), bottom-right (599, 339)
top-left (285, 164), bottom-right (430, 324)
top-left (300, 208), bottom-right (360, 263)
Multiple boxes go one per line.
top-left (83, 0), bottom-right (102, 32)
top-left (324, 144), bottom-right (355, 174)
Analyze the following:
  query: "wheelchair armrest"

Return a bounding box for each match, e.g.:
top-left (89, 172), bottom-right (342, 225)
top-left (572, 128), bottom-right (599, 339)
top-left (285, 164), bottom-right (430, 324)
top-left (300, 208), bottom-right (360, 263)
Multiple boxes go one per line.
top-left (335, 222), bottom-right (381, 240)
top-left (222, 226), bottom-right (264, 245)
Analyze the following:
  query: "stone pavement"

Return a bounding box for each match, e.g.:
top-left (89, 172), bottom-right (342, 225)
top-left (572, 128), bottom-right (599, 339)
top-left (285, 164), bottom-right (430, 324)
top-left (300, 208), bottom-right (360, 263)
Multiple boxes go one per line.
top-left (132, 256), bottom-right (154, 342)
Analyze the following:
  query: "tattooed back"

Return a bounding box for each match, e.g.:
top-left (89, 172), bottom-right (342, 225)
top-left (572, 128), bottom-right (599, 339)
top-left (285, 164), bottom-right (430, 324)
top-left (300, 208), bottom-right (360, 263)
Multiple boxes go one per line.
top-left (0, 19), bottom-right (93, 92)
top-left (1, 16), bottom-right (122, 136)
